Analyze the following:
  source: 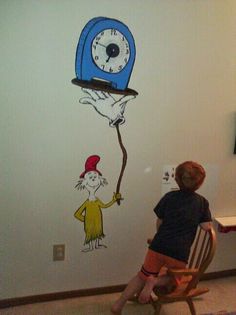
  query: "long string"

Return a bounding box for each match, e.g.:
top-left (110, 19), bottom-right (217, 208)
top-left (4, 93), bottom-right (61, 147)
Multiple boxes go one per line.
top-left (115, 124), bottom-right (127, 205)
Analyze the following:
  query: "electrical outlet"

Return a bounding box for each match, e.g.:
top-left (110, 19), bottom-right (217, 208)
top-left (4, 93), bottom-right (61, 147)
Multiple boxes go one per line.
top-left (53, 244), bottom-right (65, 261)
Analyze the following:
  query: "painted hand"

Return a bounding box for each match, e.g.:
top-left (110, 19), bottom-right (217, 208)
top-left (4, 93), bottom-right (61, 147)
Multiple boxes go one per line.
top-left (113, 192), bottom-right (122, 202)
top-left (79, 88), bottom-right (136, 127)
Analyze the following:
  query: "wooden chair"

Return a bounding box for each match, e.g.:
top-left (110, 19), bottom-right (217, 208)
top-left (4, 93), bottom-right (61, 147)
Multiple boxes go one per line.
top-left (149, 227), bottom-right (216, 315)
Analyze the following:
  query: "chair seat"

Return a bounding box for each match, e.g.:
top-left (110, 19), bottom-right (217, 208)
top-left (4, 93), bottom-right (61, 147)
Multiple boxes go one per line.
top-left (149, 228), bottom-right (216, 315)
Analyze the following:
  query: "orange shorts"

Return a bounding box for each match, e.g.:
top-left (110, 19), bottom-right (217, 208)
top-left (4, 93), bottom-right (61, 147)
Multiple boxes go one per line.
top-left (138, 249), bottom-right (186, 284)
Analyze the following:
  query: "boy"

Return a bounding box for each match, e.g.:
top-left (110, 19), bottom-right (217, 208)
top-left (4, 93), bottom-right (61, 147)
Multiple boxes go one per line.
top-left (111, 161), bottom-right (212, 314)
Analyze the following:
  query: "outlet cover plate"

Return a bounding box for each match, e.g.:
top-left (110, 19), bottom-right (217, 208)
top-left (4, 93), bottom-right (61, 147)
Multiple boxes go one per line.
top-left (53, 244), bottom-right (65, 261)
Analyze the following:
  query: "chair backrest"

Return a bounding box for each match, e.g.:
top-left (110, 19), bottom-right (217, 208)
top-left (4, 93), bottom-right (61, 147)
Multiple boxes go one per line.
top-left (185, 227), bottom-right (216, 291)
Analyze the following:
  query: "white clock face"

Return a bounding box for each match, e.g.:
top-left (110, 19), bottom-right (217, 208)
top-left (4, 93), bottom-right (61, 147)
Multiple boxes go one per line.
top-left (92, 29), bottom-right (130, 73)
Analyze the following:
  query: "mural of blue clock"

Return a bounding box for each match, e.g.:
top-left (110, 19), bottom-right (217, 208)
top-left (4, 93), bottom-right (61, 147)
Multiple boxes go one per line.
top-left (72, 17), bottom-right (138, 96)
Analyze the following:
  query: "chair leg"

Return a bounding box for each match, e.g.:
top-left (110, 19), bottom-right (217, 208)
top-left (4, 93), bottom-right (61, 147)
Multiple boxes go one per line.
top-left (186, 298), bottom-right (196, 315)
top-left (151, 301), bottom-right (162, 315)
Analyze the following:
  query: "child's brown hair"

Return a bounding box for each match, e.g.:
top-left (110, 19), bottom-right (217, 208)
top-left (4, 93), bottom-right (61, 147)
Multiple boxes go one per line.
top-left (175, 161), bottom-right (206, 192)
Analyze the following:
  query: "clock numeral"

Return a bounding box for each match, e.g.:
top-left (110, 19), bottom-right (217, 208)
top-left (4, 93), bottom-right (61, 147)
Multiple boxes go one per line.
top-left (101, 65), bottom-right (105, 70)
top-left (100, 31), bottom-right (104, 36)
top-left (96, 36), bottom-right (101, 41)
top-left (126, 49), bottom-right (129, 54)
top-left (111, 29), bottom-right (117, 36)
top-left (109, 67), bottom-right (113, 73)
top-left (94, 56), bottom-right (99, 60)
top-left (118, 65), bottom-right (123, 70)
top-left (93, 44), bottom-right (96, 50)
top-left (124, 57), bottom-right (128, 64)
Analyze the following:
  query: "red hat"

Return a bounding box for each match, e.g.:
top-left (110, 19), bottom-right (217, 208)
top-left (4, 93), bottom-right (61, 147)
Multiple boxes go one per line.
top-left (80, 155), bottom-right (102, 178)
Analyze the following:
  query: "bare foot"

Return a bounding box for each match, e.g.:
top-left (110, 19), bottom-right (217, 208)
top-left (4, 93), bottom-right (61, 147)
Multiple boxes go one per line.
top-left (110, 304), bottom-right (122, 314)
top-left (95, 244), bottom-right (107, 249)
top-left (81, 248), bottom-right (93, 252)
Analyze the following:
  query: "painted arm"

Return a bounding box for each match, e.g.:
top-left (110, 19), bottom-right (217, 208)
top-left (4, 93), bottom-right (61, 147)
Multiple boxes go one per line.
top-left (98, 193), bottom-right (122, 208)
top-left (74, 200), bottom-right (87, 222)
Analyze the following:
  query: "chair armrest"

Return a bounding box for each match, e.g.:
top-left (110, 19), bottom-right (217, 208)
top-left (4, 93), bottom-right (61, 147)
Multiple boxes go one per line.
top-left (147, 238), bottom-right (153, 245)
top-left (167, 268), bottom-right (199, 276)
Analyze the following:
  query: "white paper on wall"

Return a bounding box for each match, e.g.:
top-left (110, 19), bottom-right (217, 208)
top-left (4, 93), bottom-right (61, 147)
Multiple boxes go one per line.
top-left (161, 165), bottom-right (178, 196)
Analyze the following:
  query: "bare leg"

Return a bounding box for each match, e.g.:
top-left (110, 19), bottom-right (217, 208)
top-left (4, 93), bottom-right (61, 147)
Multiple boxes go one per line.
top-left (111, 274), bottom-right (145, 314)
top-left (95, 239), bottom-right (107, 249)
top-left (82, 241), bottom-right (94, 252)
top-left (138, 275), bottom-right (159, 304)
top-left (138, 275), bottom-right (174, 304)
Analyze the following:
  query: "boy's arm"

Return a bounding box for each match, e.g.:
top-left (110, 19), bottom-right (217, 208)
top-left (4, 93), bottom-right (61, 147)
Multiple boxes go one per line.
top-left (200, 221), bottom-right (212, 230)
top-left (156, 217), bottom-right (163, 232)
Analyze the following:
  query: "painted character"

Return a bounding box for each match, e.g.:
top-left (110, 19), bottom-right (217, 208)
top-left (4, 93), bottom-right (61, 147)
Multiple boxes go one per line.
top-left (79, 88), bottom-right (136, 127)
top-left (74, 155), bottom-right (121, 252)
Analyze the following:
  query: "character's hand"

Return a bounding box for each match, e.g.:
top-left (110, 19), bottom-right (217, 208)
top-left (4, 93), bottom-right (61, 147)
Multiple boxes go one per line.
top-left (79, 88), bottom-right (136, 127)
top-left (113, 192), bottom-right (122, 202)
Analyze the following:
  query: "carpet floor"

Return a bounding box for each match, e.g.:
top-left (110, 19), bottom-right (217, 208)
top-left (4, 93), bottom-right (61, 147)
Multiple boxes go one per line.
top-left (1, 276), bottom-right (236, 315)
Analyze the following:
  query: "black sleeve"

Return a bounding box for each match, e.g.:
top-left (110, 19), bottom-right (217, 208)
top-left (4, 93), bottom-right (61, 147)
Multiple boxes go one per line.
top-left (199, 198), bottom-right (212, 223)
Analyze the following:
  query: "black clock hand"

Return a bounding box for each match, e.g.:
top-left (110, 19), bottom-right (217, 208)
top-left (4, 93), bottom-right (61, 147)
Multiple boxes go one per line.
top-left (95, 42), bottom-right (115, 62)
top-left (95, 42), bottom-right (113, 62)
top-left (106, 51), bottom-right (114, 63)
top-left (96, 42), bottom-right (107, 48)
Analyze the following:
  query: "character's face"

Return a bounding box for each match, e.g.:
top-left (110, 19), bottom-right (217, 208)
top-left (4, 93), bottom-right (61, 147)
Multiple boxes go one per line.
top-left (84, 171), bottom-right (101, 192)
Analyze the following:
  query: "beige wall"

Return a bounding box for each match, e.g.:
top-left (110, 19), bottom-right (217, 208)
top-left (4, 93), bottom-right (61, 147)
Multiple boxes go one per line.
top-left (0, 0), bottom-right (235, 299)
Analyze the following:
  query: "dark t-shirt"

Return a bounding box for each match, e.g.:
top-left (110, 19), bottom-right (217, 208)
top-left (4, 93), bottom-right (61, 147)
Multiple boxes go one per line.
top-left (149, 190), bottom-right (212, 263)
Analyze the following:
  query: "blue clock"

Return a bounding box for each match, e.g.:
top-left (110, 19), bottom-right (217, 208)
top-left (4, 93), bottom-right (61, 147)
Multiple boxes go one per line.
top-left (72, 17), bottom-right (138, 96)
